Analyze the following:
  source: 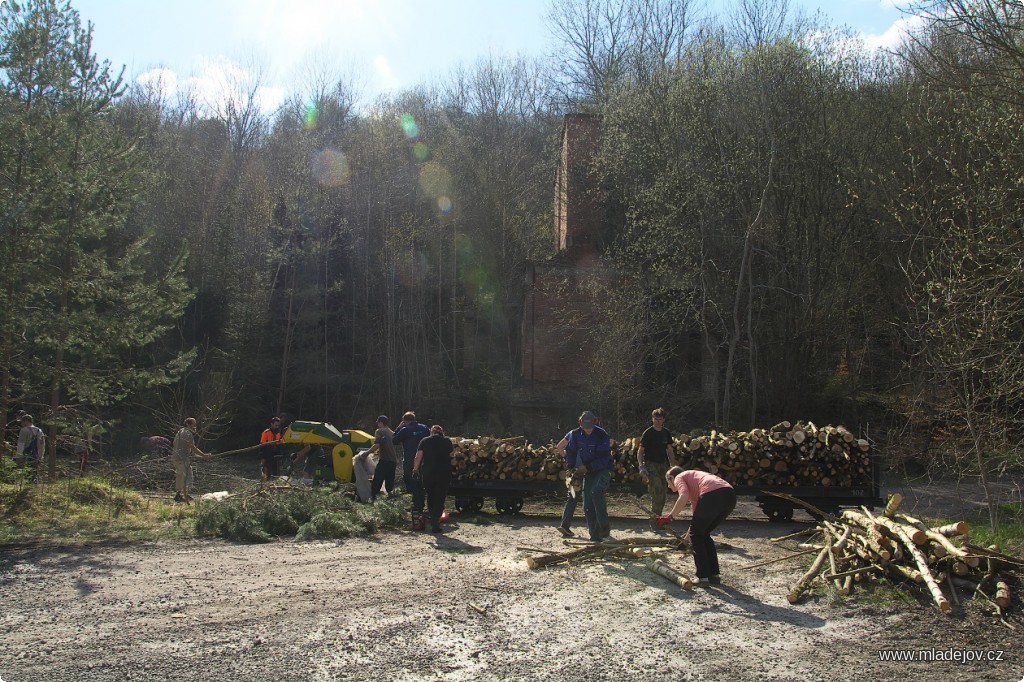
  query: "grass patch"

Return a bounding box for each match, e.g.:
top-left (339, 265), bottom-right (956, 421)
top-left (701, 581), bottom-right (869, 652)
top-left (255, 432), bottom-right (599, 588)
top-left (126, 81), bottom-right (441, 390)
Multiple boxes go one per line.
top-left (963, 502), bottom-right (1024, 557)
top-left (0, 464), bottom-right (410, 546)
top-left (0, 476), bottom-right (193, 544)
top-left (924, 502), bottom-right (1024, 557)
top-left (194, 487), bottom-right (408, 542)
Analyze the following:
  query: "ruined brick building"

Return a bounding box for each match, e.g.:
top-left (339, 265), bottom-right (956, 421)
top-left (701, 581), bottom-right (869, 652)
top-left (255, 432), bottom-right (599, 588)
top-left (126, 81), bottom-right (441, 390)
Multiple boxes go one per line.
top-left (513, 113), bottom-right (706, 437)
top-left (513, 114), bottom-right (609, 435)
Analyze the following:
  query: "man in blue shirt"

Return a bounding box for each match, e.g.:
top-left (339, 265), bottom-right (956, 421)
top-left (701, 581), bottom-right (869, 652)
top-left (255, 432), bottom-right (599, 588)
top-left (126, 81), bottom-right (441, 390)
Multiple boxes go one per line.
top-left (555, 410), bottom-right (614, 542)
top-left (392, 411), bottom-right (430, 513)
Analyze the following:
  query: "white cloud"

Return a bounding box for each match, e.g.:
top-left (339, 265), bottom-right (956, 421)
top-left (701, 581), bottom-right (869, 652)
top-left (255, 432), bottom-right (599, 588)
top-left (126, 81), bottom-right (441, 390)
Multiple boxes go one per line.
top-left (136, 67), bottom-right (179, 95)
top-left (374, 55), bottom-right (399, 89)
top-left (862, 13), bottom-right (929, 51)
top-left (135, 58), bottom-right (284, 115)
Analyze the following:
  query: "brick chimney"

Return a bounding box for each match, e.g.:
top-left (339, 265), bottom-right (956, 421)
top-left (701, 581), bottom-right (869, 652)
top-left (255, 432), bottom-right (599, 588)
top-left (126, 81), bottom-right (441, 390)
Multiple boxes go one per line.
top-left (555, 113), bottom-right (602, 266)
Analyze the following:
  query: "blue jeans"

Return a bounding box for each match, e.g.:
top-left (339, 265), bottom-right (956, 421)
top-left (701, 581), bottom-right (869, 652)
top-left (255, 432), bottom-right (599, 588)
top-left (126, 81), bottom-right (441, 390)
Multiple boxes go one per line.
top-left (583, 469), bottom-right (611, 540)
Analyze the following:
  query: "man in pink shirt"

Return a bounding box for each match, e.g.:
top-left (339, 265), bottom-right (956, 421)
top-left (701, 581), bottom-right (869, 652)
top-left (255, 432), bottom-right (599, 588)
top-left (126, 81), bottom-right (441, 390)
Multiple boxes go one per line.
top-left (656, 466), bottom-right (737, 586)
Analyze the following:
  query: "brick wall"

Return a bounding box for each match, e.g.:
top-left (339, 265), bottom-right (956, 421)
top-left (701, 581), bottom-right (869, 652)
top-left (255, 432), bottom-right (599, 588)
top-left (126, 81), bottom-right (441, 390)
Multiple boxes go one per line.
top-left (520, 114), bottom-right (607, 390)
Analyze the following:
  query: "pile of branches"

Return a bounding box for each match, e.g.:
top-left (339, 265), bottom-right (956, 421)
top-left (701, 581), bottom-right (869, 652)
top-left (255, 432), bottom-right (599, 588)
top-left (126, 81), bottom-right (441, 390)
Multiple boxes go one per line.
top-left (193, 483), bottom-right (408, 542)
top-left (782, 493), bottom-right (1021, 617)
top-left (452, 420), bottom-right (872, 489)
top-left (522, 537), bottom-right (695, 590)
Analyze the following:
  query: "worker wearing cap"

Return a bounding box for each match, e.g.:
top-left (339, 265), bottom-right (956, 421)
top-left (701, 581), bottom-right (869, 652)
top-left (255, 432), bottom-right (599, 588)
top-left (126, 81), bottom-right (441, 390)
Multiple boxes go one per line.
top-left (367, 415), bottom-right (397, 501)
top-left (556, 411), bottom-right (614, 542)
top-left (412, 424), bottom-right (454, 533)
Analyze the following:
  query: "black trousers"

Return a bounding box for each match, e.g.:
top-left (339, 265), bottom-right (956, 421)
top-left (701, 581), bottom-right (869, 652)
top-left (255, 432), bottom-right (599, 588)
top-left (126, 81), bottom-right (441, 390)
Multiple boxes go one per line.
top-left (371, 460), bottom-right (397, 500)
top-left (689, 487), bottom-right (737, 578)
top-left (403, 454), bottom-right (425, 512)
top-left (421, 473), bottom-right (450, 529)
top-left (262, 447), bottom-right (280, 478)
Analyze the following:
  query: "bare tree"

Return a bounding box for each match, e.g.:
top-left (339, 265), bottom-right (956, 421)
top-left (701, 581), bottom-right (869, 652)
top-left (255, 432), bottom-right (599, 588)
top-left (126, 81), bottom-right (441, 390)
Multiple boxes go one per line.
top-left (546, 0), bottom-right (696, 105)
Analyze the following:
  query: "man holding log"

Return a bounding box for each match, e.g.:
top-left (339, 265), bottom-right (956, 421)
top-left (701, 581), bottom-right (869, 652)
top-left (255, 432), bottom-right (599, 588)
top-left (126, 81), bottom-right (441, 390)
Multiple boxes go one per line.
top-left (556, 411), bottom-right (614, 542)
top-left (172, 417), bottom-right (211, 503)
top-left (657, 466), bottom-right (736, 586)
top-left (636, 407), bottom-right (677, 519)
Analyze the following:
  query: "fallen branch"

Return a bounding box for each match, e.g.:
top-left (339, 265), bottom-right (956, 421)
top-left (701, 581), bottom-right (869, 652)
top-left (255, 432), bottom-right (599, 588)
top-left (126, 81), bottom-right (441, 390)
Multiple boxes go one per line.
top-left (742, 547), bottom-right (820, 570)
top-left (788, 544), bottom-right (832, 604)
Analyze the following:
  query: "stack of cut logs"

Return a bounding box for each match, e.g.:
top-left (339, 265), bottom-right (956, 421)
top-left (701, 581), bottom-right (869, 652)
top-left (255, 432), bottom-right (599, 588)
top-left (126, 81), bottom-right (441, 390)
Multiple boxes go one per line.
top-left (450, 436), bottom-right (565, 481)
top-left (673, 420), bottom-right (872, 488)
top-left (448, 420), bottom-right (872, 489)
top-left (784, 493), bottom-right (1020, 615)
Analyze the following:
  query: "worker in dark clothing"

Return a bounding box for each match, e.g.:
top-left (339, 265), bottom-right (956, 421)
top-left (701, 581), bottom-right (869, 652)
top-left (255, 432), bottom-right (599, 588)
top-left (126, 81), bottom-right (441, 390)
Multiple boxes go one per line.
top-left (413, 424), bottom-right (454, 533)
top-left (259, 416), bottom-right (284, 480)
top-left (392, 411), bottom-right (429, 513)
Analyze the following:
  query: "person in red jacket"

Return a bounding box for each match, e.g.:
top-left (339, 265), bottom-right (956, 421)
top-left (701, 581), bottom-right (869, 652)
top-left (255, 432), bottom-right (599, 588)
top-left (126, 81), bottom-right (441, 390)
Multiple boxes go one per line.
top-left (259, 416), bottom-right (284, 480)
top-left (656, 466), bottom-right (736, 586)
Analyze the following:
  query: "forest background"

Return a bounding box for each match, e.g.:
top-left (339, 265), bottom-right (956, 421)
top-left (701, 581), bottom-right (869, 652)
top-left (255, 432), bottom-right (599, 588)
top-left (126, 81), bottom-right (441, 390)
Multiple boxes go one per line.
top-left (2, 0), bottom-right (1023, 490)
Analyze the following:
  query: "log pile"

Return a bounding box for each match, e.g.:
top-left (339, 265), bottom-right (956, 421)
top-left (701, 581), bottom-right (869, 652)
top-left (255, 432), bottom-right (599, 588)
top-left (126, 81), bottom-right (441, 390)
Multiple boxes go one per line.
top-left (450, 436), bottom-right (564, 481)
top-left (781, 493), bottom-right (1021, 616)
top-left (675, 420), bottom-right (872, 488)
top-left (448, 420), bottom-right (872, 489)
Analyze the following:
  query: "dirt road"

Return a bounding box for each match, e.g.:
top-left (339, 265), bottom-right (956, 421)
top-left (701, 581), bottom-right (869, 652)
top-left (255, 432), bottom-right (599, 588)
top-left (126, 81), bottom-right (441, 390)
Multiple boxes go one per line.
top-left (1, 495), bottom-right (1021, 682)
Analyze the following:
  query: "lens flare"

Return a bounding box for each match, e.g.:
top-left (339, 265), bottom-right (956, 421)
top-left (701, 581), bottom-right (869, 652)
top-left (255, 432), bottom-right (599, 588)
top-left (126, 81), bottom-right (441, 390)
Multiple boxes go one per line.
top-left (413, 141), bottom-right (429, 161)
top-left (310, 148), bottom-right (350, 187)
top-left (419, 161), bottom-right (452, 198)
top-left (304, 104), bottom-right (318, 130)
top-left (437, 196), bottom-right (453, 215)
top-left (400, 113), bottom-right (419, 140)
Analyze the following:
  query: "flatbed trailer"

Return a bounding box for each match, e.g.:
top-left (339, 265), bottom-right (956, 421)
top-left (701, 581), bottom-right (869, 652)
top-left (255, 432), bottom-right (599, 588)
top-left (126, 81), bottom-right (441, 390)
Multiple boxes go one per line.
top-left (448, 454), bottom-right (884, 521)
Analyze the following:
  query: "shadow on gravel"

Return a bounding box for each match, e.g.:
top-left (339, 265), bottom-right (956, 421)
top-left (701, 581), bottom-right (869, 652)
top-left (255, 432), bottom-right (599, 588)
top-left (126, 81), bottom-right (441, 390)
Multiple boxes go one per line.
top-left (0, 543), bottom-right (132, 597)
top-left (431, 533), bottom-right (483, 554)
top-left (695, 583), bottom-right (827, 629)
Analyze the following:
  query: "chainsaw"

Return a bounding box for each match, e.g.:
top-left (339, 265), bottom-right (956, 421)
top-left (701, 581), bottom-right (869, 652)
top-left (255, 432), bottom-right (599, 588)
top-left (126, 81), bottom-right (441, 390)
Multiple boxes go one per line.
top-left (566, 468), bottom-right (584, 498)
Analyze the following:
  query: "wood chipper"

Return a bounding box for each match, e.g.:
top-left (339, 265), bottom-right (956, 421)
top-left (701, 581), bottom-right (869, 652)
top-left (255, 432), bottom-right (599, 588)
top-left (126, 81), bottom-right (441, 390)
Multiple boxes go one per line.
top-left (279, 421), bottom-right (374, 483)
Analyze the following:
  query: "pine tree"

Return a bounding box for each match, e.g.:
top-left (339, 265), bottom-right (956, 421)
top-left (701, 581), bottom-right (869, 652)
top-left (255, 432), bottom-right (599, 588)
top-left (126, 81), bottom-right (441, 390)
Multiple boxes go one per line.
top-left (0, 0), bottom-right (193, 479)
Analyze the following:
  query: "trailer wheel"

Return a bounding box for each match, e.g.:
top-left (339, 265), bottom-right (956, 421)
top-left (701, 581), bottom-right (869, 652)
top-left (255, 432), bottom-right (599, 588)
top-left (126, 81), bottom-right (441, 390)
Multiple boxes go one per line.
top-left (454, 497), bottom-right (484, 514)
top-left (495, 497), bottom-right (524, 515)
top-left (764, 506), bottom-right (794, 523)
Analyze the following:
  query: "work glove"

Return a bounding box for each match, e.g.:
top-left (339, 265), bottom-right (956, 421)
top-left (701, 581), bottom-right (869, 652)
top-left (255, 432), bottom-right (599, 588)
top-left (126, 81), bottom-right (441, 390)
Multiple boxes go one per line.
top-left (655, 515), bottom-right (673, 526)
top-left (639, 464), bottom-right (649, 482)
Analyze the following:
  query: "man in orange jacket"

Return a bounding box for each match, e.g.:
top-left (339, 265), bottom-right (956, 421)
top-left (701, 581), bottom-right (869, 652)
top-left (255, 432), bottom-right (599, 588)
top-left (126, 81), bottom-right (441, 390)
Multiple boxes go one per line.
top-left (259, 416), bottom-right (284, 480)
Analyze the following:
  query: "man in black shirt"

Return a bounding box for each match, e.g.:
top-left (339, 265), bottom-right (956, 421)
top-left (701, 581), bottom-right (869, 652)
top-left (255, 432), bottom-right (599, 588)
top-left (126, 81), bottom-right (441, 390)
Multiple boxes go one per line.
top-left (636, 407), bottom-right (678, 517)
top-left (413, 424), bottom-right (454, 533)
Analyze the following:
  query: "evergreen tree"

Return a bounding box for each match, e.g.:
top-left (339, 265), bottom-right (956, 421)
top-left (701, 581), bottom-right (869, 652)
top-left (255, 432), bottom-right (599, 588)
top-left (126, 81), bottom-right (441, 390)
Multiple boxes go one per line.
top-left (0, 0), bottom-right (192, 479)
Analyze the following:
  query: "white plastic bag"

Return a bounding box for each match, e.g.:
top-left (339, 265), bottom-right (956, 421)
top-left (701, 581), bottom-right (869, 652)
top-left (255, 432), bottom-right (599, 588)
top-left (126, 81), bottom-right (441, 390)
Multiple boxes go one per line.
top-left (353, 450), bottom-right (377, 502)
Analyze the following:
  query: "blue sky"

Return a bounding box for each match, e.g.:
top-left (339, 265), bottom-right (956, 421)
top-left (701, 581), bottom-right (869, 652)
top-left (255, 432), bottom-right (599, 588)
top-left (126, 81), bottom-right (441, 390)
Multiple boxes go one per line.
top-left (70, 0), bottom-right (919, 111)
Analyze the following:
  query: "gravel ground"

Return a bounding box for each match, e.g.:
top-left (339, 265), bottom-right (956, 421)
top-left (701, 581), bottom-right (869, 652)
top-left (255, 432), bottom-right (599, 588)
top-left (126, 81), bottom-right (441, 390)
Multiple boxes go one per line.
top-left (1, 488), bottom-right (1022, 682)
